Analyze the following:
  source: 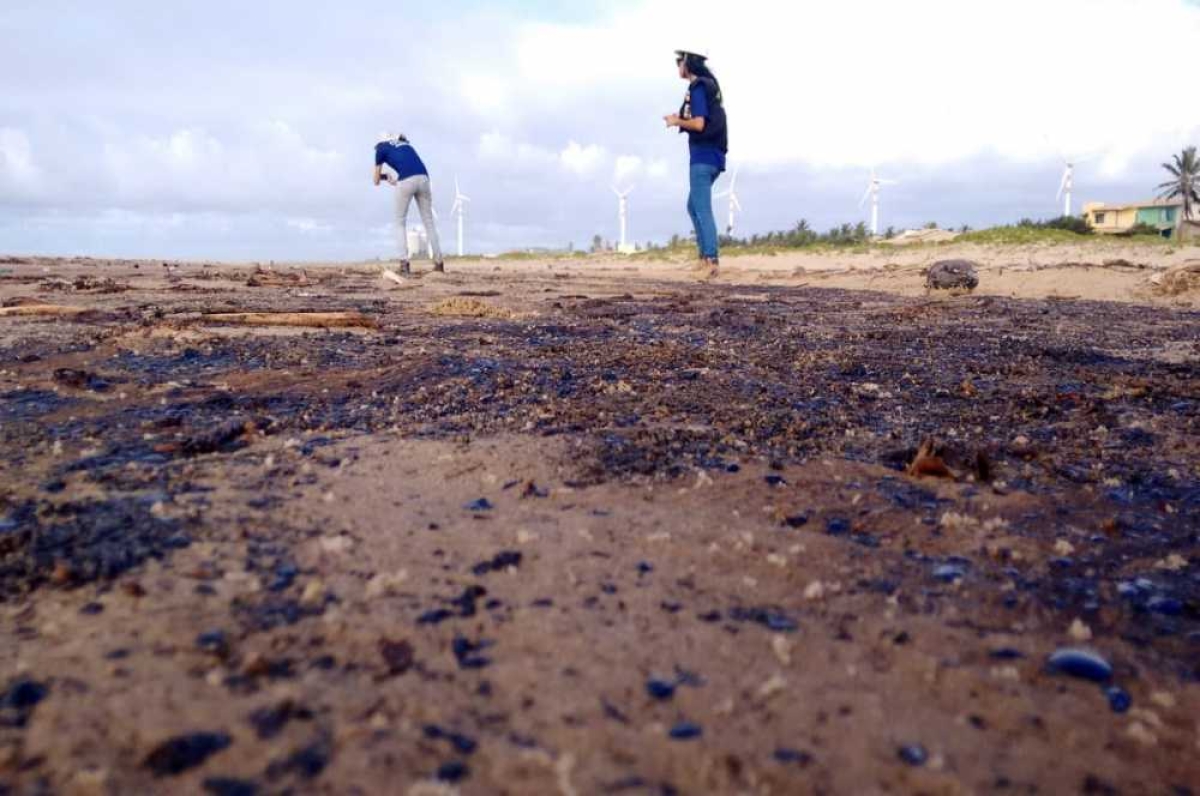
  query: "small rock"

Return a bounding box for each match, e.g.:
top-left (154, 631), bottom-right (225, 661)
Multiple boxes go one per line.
top-left (773, 748), bottom-right (813, 766)
top-left (1155, 554), bottom-right (1188, 572)
top-left (1126, 721), bottom-right (1157, 747)
top-left (143, 732), bottom-right (232, 776)
top-left (300, 580), bottom-right (326, 606)
top-left (669, 722), bottom-right (703, 741)
top-left (1150, 691), bottom-right (1177, 710)
top-left (1105, 686), bottom-right (1132, 714)
top-left (771, 635), bottom-right (793, 666)
top-left (757, 674), bottom-right (788, 700)
top-left (203, 778), bottom-right (259, 796)
top-left (365, 570), bottom-right (409, 598)
top-left (248, 700), bottom-right (312, 740)
top-left (932, 563), bottom-right (967, 583)
top-left (1068, 619), bottom-right (1093, 643)
top-left (464, 498), bottom-right (494, 512)
top-left (471, 551), bottom-right (522, 576)
top-left (196, 630), bottom-right (230, 658)
top-left (1054, 539), bottom-right (1076, 557)
top-left (0, 678), bottom-right (49, 728)
top-left (803, 581), bottom-right (825, 601)
top-left (898, 744), bottom-right (928, 766)
top-left (646, 679), bottom-right (675, 701)
top-left (1046, 648), bottom-right (1112, 683)
top-left (452, 636), bottom-right (493, 669)
top-left (378, 639), bottom-right (415, 676)
top-left (436, 760), bottom-right (470, 782)
top-left (926, 260), bottom-right (979, 291)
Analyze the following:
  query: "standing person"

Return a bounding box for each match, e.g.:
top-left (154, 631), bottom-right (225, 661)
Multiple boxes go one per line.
top-left (664, 47), bottom-right (728, 279)
top-left (373, 133), bottom-right (445, 275)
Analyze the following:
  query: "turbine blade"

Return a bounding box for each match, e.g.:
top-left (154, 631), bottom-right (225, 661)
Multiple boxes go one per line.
top-left (859, 185), bottom-right (872, 208)
top-left (731, 195), bottom-right (743, 211)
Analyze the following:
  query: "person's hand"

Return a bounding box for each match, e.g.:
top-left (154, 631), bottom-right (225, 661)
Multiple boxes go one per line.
top-left (664, 114), bottom-right (681, 128)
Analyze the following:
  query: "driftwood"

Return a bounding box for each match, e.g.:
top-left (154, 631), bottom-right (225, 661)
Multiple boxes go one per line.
top-left (246, 267), bottom-right (311, 288)
top-left (200, 311), bottom-right (378, 329)
top-left (0, 304), bottom-right (92, 317)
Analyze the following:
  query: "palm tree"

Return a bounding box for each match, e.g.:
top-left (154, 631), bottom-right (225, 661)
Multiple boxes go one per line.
top-left (1157, 146), bottom-right (1199, 221)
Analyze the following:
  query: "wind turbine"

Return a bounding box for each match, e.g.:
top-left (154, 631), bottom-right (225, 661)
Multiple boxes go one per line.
top-left (716, 169), bottom-right (742, 235)
top-left (1056, 157), bottom-right (1093, 218)
top-left (613, 186), bottom-right (634, 251)
top-left (860, 169), bottom-right (898, 237)
top-left (450, 177), bottom-right (471, 257)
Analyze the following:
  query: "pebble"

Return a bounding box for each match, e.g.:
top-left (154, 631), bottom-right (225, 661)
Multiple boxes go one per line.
top-left (471, 551), bottom-right (522, 576)
top-left (825, 518), bottom-right (850, 536)
top-left (365, 570), bottom-right (409, 598)
top-left (436, 760), bottom-right (469, 782)
top-left (803, 581), bottom-right (826, 601)
top-left (1046, 648), bottom-right (1112, 683)
top-left (646, 679), bottom-right (676, 701)
top-left (452, 636), bottom-right (493, 669)
top-left (142, 732), bottom-right (232, 776)
top-left (0, 678), bottom-right (49, 728)
top-left (782, 514), bottom-right (809, 529)
top-left (464, 498), bottom-right (494, 512)
top-left (772, 635), bottom-right (793, 666)
top-left (300, 580), bottom-right (326, 606)
top-left (378, 639), bottom-right (415, 676)
top-left (897, 744), bottom-right (928, 766)
top-left (1068, 619), bottom-right (1093, 642)
top-left (669, 722), bottom-right (703, 741)
top-left (764, 475), bottom-right (787, 487)
top-left (1156, 554), bottom-right (1188, 572)
top-left (196, 630), bottom-right (230, 658)
top-left (1150, 691), bottom-right (1177, 709)
top-left (1105, 686), bottom-right (1132, 714)
top-left (932, 563), bottom-right (967, 583)
top-left (202, 778), bottom-right (259, 796)
top-left (1125, 722), bottom-right (1157, 747)
top-left (757, 674), bottom-right (788, 700)
top-left (773, 748), bottom-right (813, 766)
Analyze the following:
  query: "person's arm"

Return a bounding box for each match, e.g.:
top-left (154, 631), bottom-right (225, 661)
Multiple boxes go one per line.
top-left (667, 116), bottom-right (706, 133)
top-left (374, 164), bottom-right (383, 186)
top-left (665, 84), bottom-right (708, 132)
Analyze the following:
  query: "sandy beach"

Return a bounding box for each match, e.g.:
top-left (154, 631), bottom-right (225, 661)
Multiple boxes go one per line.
top-left (1, 244), bottom-right (1198, 794)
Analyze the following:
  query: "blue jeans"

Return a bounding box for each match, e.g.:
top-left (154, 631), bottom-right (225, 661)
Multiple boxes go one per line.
top-left (687, 163), bottom-right (721, 260)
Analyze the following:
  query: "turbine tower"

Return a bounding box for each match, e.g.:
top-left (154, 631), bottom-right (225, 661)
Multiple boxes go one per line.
top-left (613, 186), bottom-right (634, 251)
top-left (450, 177), bottom-right (471, 257)
top-left (860, 169), bottom-right (898, 237)
top-left (716, 169), bottom-right (742, 235)
top-left (1057, 158), bottom-right (1094, 218)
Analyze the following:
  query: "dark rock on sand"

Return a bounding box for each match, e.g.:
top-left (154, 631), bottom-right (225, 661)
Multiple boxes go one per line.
top-left (926, 260), bottom-right (979, 291)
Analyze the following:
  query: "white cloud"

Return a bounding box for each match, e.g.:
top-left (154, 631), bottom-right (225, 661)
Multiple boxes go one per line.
top-left (0, 127), bottom-right (39, 196)
top-left (286, 217), bottom-right (334, 234)
top-left (615, 155), bottom-right (643, 184)
top-left (560, 140), bottom-right (606, 175)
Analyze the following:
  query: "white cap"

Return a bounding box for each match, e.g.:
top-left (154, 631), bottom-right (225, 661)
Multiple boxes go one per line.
top-left (377, 131), bottom-right (402, 144)
top-left (675, 46), bottom-right (709, 60)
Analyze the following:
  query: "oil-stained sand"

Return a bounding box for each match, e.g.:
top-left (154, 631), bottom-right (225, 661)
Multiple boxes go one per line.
top-left (1, 256), bottom-right (1198, 795)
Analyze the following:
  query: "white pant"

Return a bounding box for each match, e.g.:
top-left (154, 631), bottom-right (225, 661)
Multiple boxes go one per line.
top-left (394, 175), bottom-right (442, 262)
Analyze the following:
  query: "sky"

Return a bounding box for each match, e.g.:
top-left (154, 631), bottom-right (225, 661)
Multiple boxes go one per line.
top-left (1, 0), bottom-right (1198, 261)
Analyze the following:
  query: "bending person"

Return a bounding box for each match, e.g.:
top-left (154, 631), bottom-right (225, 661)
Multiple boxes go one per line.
top-left (373, 132), bottom-right (445, 275)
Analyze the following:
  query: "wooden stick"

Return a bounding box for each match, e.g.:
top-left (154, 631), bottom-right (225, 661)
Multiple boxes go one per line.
top-left (0, 304), bottom-right (92, 317)
top-left (200, 311), bottom-right (379, 329)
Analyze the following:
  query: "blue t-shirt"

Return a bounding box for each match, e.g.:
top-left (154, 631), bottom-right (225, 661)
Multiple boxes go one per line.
top-left (375, 141), bottom-right (429, 180)
top-left (687, 83), bottom-right (726, 172)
